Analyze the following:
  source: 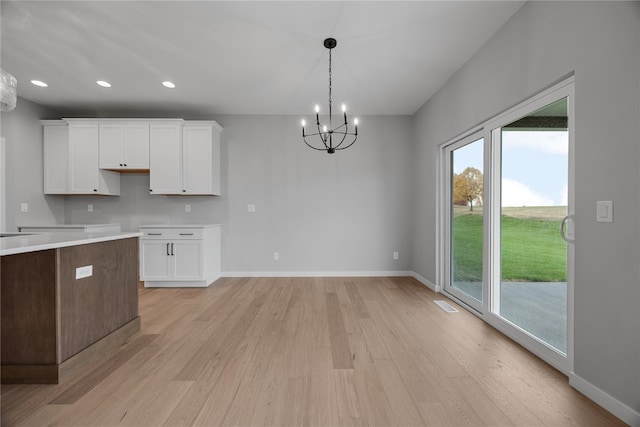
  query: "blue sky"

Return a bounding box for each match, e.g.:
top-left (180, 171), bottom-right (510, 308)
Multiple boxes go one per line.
top-left (453, 131), bottom-right (568, 207)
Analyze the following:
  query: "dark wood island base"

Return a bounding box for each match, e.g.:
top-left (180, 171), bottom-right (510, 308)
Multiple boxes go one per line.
top-left (1, 237), bottom-right (140, 384)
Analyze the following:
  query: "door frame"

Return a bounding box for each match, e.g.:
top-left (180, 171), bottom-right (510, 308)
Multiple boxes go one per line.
top-left (437, 76), bottom-right (575, 374)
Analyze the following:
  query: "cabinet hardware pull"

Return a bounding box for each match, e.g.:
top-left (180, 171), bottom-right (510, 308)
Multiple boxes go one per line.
top-left (171, 243), bottom-right (175, 256)
top-left (179, 233), bottom-right (194, 236)
top-left (182, 189), bottom-right (186, 192)
top-left (147, 233), bottom-right (162, 236)
top-left (93, 189), bottom-right (98, 192)
top-left (166, 243), bottom-right (170, 256)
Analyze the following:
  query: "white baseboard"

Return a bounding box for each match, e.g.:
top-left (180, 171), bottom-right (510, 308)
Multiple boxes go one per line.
top-left (222, 270), bottom-right (414, 278)
top-left (569, 372), bottom-right (640, 426)
top-left (411, 272), bottom-right (440, 292)
top-left (221, 270), bottom-right (442, 293)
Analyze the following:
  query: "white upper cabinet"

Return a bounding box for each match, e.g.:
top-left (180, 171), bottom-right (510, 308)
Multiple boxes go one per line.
top-left (43, 120), bottom-right (120, 196)
top-left (182, 123), bottom-right (221, 195)
top-left (43, 122), bottom-right (69, 194)
top-left (99, 123), bottom-right (150, 170)
top-left (42, 119), bottom-right (221, 196)
top-left (68, 123), bottom-right (120, 195)
top-left (149, 123), bottom-right (183, 194)
top-left (150, 121), bottom-right (222, 195)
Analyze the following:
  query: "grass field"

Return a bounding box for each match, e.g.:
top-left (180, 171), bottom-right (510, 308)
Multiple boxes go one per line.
top-left (452, 206), bottom-right (567, 282)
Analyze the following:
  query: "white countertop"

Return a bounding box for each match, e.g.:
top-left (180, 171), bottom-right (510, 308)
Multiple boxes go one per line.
top-left (1, 231), bottom-right (143, 256)
top-left (139, 224), bottom-right (222, 229)
top-left (19, 223), bottom-right (121, 229)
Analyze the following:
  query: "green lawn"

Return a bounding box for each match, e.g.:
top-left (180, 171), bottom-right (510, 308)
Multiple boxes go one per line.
top-left (452, 212), bottom-right (567, 282)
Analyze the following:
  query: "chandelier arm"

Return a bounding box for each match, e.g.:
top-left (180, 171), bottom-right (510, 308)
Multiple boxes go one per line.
top-left (313, 126), bottom-right (330, 150)
top-left (334, 131), bottom-right (349, 150)
top-left (303, 135), bottom-right (330, 151)
top-left (335, 134), bottom-right (358, 151)
top-left (331, 123), bottom-right (349, 133)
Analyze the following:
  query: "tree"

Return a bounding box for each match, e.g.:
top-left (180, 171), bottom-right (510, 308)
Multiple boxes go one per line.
top-left (453, 167), bottom-right (483, 211)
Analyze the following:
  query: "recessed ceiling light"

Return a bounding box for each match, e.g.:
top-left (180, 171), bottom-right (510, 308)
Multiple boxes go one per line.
top-left (96, 80), bottom-right (112, 88)
top-left (30, 80), bottom-right (48, 87)
top-left (162, 81), bottom-right (176, 89)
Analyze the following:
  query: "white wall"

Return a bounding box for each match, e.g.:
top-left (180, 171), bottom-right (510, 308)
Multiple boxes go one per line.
top-left (65, 114), bottom-right (415, 274)
top-left (412, 1), bottom-right (639, 420)
top-left (0, 98), bottom-right (64, 231)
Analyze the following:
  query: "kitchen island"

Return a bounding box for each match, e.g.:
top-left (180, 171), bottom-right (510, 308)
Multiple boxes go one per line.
top-left (1, 231), bottom-right (142, 384)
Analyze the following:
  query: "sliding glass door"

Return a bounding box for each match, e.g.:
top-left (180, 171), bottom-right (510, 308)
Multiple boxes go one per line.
top-left (444, 134), bottom-right (485, 312)
top-left (441, 79), bottom-right (574, 372)
top-left (492, 98), bottom-right (570, 356)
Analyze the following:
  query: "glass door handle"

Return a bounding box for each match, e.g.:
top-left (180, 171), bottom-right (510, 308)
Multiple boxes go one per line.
top-left (560, 214), bottom-right (575, 243)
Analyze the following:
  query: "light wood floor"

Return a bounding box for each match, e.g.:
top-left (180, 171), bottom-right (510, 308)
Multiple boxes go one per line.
top-left (1, 276), bottom-right (624, 426)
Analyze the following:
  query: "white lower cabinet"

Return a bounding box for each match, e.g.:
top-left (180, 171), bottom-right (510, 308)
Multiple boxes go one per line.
top-left (139, 224), bottom-right (221, 287)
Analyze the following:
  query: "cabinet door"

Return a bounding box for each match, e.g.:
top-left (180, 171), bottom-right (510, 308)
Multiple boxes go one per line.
top-left (43, 125), bottom-right (69, 194)
top-left (99, 124), bottom-right (125, 169)
top-left (182, 125), bottom-right (212, 194)
top-left (123, 125), bottom-right (150, 169)
top-left (149, 125), bottom-right (182, 194)
top-left (69, 124), bottom-right (100, 193)
top-left (172, 241), bottom-right (203, 280)
top-left (140, 241), bottom-right (172, 280)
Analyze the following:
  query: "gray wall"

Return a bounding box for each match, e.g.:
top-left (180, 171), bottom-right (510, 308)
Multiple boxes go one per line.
top-left (65, 114), bottom-right (415, 273)
top-left (412, 0), bottom-right (639, 416)
top-left (0, 98), bottom-right (64, 231)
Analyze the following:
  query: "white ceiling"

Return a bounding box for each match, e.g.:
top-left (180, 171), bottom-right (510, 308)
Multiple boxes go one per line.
top-left (0, 1), bottom-right (524, 116)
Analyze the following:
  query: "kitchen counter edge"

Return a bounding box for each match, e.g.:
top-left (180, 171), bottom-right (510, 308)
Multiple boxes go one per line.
top-left (1, 232), bottom-right (143, 256)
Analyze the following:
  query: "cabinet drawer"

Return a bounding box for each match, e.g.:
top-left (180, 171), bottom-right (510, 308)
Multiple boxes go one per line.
top-left (140, 228), bottom-right (204, 240)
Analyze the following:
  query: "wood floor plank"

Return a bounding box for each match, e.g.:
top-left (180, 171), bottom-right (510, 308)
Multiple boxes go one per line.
top-left (1, 276), bottom-right (626, 427)
top-left (326, 292), bottom-right (354, 369)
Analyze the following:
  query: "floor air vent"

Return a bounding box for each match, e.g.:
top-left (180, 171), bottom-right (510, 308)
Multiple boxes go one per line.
top-left (434, 300), bottom-right (458, 313)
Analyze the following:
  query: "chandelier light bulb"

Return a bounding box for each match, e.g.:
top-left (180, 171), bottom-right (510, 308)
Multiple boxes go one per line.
top-left (323, 125), bottom-right (328, 133)
top-left (341, 104), bottom-right (346, 112)
top-left (354, 118), bottom-right (359, 126)
top-left (301, 119), bottom-right (306, 127)
top-left (315, 105), bottom-right (320, 113)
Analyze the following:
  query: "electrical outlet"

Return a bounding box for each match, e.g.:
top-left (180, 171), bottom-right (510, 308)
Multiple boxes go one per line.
top-left (273, 252), bottom-right (279, 261)
top-left (393, 251), bottom-right (399, 260)
top-left (247, 204), bottom-right (256, 213)
top-left (75, 265), bottom-right (93, 279)
top-left (20, 203), bottom-right (28, 212)
top-left (88, 204), bottom-right (93, 212)
top-left (185, 204), bottom-right (191, 213)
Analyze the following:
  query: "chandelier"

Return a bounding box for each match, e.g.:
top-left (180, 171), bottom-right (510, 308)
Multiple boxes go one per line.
top-left (301, 38), bottom-right (358, 154)
top-left (0, 68), bottom-right (17, 112)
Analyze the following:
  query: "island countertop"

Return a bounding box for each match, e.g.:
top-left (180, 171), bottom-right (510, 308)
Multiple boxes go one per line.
top-left (0, 231), bottom-right (143, 256)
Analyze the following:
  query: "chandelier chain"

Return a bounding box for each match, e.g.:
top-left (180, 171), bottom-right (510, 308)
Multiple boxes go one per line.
top-left (328, 46), bottom-right (332, 128)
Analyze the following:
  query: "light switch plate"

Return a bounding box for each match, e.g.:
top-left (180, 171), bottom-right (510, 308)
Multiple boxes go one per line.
top-left (596, 201), bottom-right (613, 223)
top-left (247, 204), bottom-right (256, 213)
top-left (20, 203), bottom-right (28, 212)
